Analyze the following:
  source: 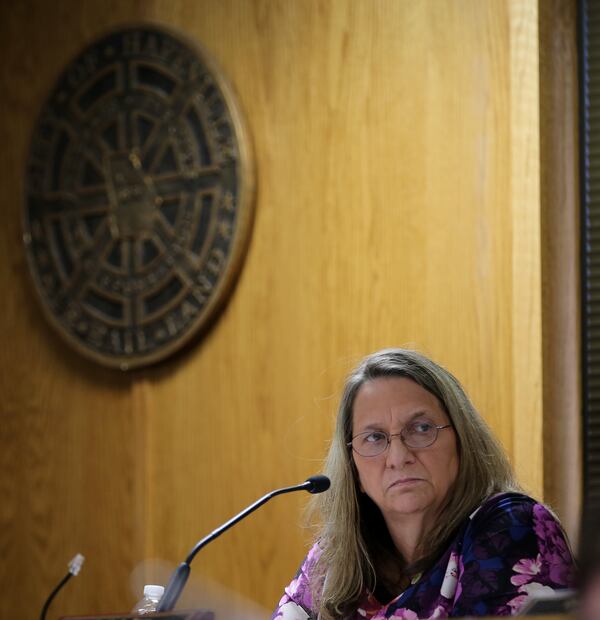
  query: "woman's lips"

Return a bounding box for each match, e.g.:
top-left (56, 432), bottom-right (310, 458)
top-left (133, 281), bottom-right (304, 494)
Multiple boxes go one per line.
top-left (389, 477), bottom-right (423, 489)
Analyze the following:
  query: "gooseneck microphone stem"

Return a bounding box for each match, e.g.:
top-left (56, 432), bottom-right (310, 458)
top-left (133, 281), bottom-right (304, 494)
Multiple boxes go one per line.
top-left (39, 554), bottom-right (85, 620)
top-left (187, 481), bottom-right (312, 564)
top-left (156, 475), bottom-right (330, 613)
top-left (40, 573), bottom-right (71, 620)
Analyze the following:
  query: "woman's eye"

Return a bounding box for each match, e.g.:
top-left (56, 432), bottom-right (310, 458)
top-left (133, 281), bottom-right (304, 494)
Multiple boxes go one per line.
top-left (364, 432), bottom-right (387, 444)
top-left (409, 422), bottom-right (434, 434)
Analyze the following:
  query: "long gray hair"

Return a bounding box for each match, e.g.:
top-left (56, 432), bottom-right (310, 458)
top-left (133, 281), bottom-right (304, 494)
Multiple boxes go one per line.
top-left (310, 349), bottom-right (520, 619)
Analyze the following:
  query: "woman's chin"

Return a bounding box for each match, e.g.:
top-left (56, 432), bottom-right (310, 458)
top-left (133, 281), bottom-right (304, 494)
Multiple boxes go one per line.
top-left (384, 495), bottom-right (432, 518)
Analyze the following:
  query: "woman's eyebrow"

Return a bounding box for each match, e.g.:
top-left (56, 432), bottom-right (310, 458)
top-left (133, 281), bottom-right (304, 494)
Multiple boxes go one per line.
top-left (356, 422), bottom-right (385, 432)
top-left (406, 410), bottom-right (433, 421)
top-left (356, 410), bottom-right (434, 431)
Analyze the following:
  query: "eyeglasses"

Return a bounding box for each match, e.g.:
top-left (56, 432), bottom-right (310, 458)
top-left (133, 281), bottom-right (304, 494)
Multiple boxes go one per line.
top-left (348, 421), bottom-right (452, 457)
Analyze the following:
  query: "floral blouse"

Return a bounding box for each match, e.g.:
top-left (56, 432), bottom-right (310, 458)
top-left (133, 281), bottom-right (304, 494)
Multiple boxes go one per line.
top-left (272, 493), bottom-right (576, 619)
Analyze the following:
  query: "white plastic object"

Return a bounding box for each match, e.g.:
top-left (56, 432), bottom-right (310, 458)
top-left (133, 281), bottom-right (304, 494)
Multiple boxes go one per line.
top-left (68, 553), bottom-right (85, 576)
top-left (132, 584), bottom-right (164, 615)
top-left (143, 585), bottom-right (164, 599)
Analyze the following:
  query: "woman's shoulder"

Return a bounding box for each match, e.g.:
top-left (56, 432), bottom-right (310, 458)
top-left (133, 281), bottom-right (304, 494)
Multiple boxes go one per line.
top-left (470, 491), bottom-right (536, 518)
top-left (453, 492), bottom-right (576, 608)
top-left (465, 492), bottom-right (564, 540)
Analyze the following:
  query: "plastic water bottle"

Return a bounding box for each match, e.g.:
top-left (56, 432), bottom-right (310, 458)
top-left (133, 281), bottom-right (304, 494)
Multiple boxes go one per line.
top-left (132, 584), bottom-right (164, 615)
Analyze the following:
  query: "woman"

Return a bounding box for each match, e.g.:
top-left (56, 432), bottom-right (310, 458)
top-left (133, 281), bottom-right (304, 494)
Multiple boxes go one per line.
top-left (273, 349), bottom-right (575, 619)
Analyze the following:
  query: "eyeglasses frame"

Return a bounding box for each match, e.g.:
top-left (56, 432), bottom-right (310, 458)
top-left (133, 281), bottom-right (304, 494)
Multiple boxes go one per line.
top-left (347, 423), bottom-right (453, 457)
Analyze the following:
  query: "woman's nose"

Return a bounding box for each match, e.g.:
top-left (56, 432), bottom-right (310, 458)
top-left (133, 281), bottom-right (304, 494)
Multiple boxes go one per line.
top-left (385, 434), bottom-right (415, 467)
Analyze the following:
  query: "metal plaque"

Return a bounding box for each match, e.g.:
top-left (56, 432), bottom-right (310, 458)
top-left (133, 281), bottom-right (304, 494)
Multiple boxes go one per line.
top-left (23, 25), bottom-right (254, 370)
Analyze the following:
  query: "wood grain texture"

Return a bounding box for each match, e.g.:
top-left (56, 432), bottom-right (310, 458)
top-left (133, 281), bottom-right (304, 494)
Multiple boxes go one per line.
top-left (539, 0), bottom-right (581, 541)
top-left (0, 0), bottom-right (568, 617)
top-left (508, 0), bottom-right (543, 498)
top-left (0, 4), bottom-right (145, 618)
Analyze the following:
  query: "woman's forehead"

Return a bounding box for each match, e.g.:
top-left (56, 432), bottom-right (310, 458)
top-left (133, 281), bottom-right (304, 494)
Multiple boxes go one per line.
top-left (355, 376), bottom-right (441, 406)
top-left (351, 377), bottom-right (446, 425)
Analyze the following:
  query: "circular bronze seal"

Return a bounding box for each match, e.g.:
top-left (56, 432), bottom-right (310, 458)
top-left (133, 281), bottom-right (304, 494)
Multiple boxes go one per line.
top-left (23, 25), bottom-right (254, 370)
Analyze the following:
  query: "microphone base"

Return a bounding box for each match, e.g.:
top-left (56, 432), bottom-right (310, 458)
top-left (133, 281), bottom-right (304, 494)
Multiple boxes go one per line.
top-left (156, 562), bottom-right (190, 612)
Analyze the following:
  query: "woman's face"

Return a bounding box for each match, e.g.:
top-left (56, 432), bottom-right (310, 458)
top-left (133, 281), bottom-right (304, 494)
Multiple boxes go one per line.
top-left (351, 377), bottom-right (459, 528)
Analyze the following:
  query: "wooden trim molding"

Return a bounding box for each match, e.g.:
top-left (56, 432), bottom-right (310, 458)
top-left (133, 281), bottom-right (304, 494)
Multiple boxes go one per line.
top-left (539, 0), bottom-right (581, 542)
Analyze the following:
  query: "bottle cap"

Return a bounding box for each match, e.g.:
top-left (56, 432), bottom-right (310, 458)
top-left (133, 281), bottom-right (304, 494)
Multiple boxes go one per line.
top-left (143, 584), bottom-right (165, 598)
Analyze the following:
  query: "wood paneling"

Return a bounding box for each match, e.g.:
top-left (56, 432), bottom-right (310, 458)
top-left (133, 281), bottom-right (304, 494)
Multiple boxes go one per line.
top-left (508, 0), bottom-right (543, 497)
top-left (0, 1), bottom-right (576, 618)
top-left (0, 4), bottom-right (145, 617)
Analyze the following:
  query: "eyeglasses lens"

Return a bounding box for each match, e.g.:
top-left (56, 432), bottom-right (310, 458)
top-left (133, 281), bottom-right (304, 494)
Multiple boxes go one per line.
top-left (352, 423), bottom-right (439, 457)
top-left (403, 423), bottom-right (437, 449)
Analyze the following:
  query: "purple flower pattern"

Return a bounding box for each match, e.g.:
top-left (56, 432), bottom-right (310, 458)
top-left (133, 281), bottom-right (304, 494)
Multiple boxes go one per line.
top-left (272, 494), bottom-right (575, 619)
top-left (505, 504), bottom-right (575, 611)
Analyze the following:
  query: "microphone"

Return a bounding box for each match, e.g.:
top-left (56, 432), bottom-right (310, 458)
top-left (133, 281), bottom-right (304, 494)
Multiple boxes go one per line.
top-left (156, 474), bottom-right (330, 612)
top-left (302, 474), bottom-right (330, 494)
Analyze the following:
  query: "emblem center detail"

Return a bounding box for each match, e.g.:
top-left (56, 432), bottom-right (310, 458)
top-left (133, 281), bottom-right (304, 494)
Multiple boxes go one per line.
top-left (106, 150), bottom-right (161, 238)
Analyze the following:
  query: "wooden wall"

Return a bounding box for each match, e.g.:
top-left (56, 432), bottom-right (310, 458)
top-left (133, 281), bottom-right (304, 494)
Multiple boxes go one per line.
top-left (0, 1), bottom-right (579, 618)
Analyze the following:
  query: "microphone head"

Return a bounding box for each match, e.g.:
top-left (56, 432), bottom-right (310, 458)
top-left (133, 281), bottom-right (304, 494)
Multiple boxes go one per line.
top-left (305, 474), bottom-right (331, 494)
top-left (68, 553), bottom-right (85, 576)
